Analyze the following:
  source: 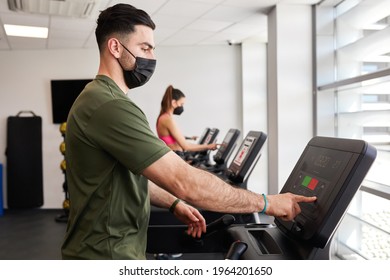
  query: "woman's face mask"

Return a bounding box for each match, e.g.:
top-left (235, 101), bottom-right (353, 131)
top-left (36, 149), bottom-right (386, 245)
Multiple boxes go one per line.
top-left (173, 106), bottom-right (184, 115)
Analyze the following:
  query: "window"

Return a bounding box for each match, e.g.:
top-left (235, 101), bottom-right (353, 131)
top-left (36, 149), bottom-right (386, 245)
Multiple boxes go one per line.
top-left (316, 0), bottom-right (390, 260)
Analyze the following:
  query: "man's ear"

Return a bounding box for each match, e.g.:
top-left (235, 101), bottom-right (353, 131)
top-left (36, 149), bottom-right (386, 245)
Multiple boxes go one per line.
top-left (107, 38), bottom-right (121, 58)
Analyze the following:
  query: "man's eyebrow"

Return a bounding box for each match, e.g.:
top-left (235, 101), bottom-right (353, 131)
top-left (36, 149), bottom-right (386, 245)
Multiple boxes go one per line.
top-left (139, 42), bottom-right (155, 50)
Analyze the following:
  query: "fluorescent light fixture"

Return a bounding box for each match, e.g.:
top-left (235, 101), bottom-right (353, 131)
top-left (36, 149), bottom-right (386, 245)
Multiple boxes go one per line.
top-left (4, 24), bottom-right (48, 38)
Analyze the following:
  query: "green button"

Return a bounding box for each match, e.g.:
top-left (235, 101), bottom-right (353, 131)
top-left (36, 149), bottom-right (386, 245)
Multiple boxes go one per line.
top-left (302, 175), bottom-right (311, 187)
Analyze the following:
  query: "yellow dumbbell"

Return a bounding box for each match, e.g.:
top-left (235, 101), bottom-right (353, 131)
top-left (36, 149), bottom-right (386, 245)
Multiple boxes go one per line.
top-left (60, 122), bottom-right (67, 135)
top-left (63, 199), bottom-right (70, 210)
top-left (59, 142), bottom-right (66, 155)
top-left (60, 159), bottom-right (66, 171)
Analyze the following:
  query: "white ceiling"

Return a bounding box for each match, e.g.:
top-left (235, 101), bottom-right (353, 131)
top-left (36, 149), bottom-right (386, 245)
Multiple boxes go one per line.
top-left (0, 0), bottom-right (325, 51)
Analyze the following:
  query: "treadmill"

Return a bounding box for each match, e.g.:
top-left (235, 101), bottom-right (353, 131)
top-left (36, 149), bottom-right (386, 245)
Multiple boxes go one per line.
top-left (199, 128), bottom-right (241, 174)
top-left (149, 130), bottom-right (268, 226)
top-left (200, 130), bottom-right (267, 223)
top-left (188, 127), bottom-right (219, 166)
top-left (147, 136), bottom-right (377, 260)
top-left (175, 127), bottom-right (210, 160)
top-left (150, 127), bottom-right (220, 226)
top-left (219, 130), bottom-right (267, 189)
top-left (198, 127), bottom-right (210, 144)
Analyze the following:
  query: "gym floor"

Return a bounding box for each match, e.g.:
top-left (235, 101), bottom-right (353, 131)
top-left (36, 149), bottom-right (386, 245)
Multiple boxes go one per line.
top-left (0, 209), bottom-right (271, 260)
top-left (0, 208), bottom-right (216, 260)
top-left (0, 209), bottom-right (67, 260)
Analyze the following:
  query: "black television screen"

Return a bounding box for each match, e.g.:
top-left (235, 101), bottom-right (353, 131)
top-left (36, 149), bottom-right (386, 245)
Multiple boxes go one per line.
top-left (51, 79), bottom-right (92, 124)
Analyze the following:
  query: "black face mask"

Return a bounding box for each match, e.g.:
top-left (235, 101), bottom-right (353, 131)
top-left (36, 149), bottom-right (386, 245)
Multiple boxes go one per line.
top-left (118, 42), bottom-right (156, 89)
top-left (173, 106), bottom-right (184, 115)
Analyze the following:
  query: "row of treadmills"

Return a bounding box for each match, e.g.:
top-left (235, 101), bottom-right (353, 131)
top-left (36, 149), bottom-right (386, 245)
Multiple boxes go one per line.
top-left (180, 128), bottom-right (267, 189)
top-left (148, 128), bottom-right (377, 260)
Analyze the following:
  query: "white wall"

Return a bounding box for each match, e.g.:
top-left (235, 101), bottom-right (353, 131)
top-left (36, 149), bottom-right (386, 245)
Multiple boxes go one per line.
top-left (267, 4), bottom-right (314, 193)
top-left (132, 45), bottom-right (242, 139)
top-left (0, 45), bottom-right (243, 208)
top-left (241, 42), bottom-right (268, 194)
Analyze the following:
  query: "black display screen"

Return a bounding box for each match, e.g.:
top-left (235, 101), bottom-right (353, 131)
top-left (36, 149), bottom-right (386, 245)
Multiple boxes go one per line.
top-left (217, 131), bottom-right (234, 155)
top-left (51, 79), bottom-right (92, 124)
top-left (232, 136), bottom-right (256, 168)
top-left (225, 131), bottom-right (266, 185)
top-left (292, 147), bottom-right (353, 199)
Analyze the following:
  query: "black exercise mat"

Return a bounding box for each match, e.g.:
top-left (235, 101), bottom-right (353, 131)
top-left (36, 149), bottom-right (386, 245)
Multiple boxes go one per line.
top-left (6, 111), bottom-right (43, 208)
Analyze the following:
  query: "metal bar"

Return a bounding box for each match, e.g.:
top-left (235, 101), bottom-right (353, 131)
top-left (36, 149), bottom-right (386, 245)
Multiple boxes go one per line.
top-left (335, 240), bottom-right (369, 260)
top-left (360, 180), bottom-right (390, 201)
top-left (318, 68), bottom-right (390, 91)
top-left (345, 212), bottom-right (390, 235)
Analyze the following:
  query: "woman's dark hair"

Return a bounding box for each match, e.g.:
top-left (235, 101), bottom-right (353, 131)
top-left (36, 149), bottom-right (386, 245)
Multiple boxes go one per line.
top-left (95, 4), bottom-right (155, 51)
top-left (159, 85), bottom-right (185, 116)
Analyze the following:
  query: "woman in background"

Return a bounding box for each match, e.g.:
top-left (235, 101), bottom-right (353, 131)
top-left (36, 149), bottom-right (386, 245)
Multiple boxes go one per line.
top-left (156, 85), bottom-right (218, 152)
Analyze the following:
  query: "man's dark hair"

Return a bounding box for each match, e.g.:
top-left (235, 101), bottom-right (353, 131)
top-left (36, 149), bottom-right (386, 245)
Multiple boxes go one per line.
top-left (95, 4), bottom-right (156, 51)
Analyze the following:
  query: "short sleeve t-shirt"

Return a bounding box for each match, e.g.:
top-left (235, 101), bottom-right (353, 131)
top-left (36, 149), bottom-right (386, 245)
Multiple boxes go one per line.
top-left (61, 75), bottom-right (170, 259)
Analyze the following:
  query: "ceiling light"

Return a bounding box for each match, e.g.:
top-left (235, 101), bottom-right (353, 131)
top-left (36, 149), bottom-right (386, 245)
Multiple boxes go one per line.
top-left (4, 24), bottom-right (48, 38)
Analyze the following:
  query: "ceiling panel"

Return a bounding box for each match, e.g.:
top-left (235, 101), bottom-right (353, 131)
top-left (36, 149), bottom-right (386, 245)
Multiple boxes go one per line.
top-left (156, 0), bottom-right (216, 18)
top-left (50, 17), bottom-right (96, 31)
top-left (0, 13), bottom-right (49, 27)
top-left (0, 32), bottom-right (9, 49)
top-left (186, 19), bottom-right (233, 32)
top-left (154, 26), bottom-right (178, 41)
top-left (0, 0), bottom-right (323, 51)
top-left (201, 5), bottom-right (257, 22)
top-left (152, 14), bottom-right (195, 29)
top-left (222, 0), bottom-right (279, 10)
top-left (160, 29), bottom-right (214, 46)
top-left (108, 0), bottom-right (168, 16)
top-left (7, 36), bottom-right (46, 49)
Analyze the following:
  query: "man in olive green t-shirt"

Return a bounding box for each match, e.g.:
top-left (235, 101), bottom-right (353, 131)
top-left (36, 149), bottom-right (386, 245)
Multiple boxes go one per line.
top-left (62, 75), bottom-right (173, 259)
top-left (62, 4), bottom-right (316, 260)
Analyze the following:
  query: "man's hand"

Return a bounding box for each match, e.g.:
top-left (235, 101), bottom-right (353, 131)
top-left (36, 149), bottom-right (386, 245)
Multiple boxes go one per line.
top-left (266, 193), bottom-right (317, 221)
top-left (172, 201), bottom-right (206, 238)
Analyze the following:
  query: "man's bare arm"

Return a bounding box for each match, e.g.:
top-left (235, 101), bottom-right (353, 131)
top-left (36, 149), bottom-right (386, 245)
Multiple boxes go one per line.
top-left (148, 180), bottom-right (207, 237)
top-left (144, 151), bottom-right (263, 213)
top-left (143, 151), bottom-right (316, 220)
top-left (148, 180), bottom-right (177, 209)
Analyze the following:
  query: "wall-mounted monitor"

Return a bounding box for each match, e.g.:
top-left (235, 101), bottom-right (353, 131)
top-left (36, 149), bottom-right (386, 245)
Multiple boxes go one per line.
top-left (51, 79), bottom-right (92, 124)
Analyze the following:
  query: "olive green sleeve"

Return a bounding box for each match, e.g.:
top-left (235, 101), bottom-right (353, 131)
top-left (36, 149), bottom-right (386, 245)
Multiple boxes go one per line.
top-left (85, 99), bottom-right (170, 174)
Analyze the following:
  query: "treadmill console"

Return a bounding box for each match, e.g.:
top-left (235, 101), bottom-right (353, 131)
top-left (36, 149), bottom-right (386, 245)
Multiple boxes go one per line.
top-left (196, 128), bottom-right (219, 157)
top-left (204, 128), bottom-right (219, 145)
top-left (147, 136), bottom-right (377, 260)
top-left (275, 136), bottom-right (377, 248)
top-left (213, 129), bottom-right (240, 165)
top-left (197, 128), bottom-right (210, 144)
top-left (224, 131), bottom-right (267, 185)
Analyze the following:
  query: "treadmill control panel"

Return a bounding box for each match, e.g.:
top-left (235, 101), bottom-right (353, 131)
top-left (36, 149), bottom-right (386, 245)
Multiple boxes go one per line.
top-left (197, 128), bottom-right (219, 157)
top-left (204, 128), bottom-right (219, 144)
top-left (275, 137), bottom-right (376, 248)
top-left (213, 129), bottom-right (240, 164)
top-left (197, 128), bottom-right (210, 145)
top-left (225, 131), bottom-right (267, 184)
